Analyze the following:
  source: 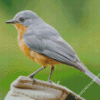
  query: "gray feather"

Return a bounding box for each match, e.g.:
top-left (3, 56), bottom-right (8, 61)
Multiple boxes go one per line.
top-left (23, 23), bottom-right (80, 68)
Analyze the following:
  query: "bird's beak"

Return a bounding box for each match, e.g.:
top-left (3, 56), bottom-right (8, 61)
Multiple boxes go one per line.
top-left (5, 20), bottom-right (18, 24)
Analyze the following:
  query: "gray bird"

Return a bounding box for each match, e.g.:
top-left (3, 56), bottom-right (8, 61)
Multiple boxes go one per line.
top-left (5, 10), bottom-right (100, 85)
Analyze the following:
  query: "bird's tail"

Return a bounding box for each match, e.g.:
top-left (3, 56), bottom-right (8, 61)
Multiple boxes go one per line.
top-left (85, 70), bottom-right (100, 85)
top-left (76, 62), bottom-right (100, 85)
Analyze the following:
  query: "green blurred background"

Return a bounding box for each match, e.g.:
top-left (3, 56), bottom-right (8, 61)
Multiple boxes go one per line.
top-left (0, 0), bottom-right (100, 99)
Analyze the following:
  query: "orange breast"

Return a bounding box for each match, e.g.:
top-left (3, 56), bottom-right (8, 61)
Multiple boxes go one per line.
top-left (14, 23), bottom-right (62, 68)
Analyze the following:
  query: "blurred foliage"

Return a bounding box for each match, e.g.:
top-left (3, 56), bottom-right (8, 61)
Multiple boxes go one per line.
top-left (0, 0), bottom-right (100, 100)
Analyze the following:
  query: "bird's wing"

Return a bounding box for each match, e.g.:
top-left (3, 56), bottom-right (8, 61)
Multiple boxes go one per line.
top-left (23, 25), bottom-right (80, 66)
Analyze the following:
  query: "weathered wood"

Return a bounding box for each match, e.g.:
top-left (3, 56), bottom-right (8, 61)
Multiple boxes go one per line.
top-left (5, 76), bottom-right (85, 100)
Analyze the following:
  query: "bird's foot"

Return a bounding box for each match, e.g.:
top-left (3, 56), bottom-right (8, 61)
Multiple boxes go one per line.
top-left (28, 75), bottom-right (36, 84)
top-left (28, 73), bottom-right (34, 78)
top-left (32, 78), bottom-right (36, 84)
top-left (48, 79), bottom-right (52, 84)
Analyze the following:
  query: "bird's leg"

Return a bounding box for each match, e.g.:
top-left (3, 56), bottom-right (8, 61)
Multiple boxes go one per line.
top-left (48, 67), bottom-right (54, 83)
top-left (29, 67), bottom-right (46, 79)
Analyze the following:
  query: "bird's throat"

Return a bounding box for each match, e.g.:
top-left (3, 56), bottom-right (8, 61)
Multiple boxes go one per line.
top-left (14, 23), bottom-right (28, 49)
top-left (14, 23), bottom-right (27, 40)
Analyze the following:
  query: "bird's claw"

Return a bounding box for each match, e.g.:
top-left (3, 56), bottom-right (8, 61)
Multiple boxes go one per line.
top-left (32, 78), bottom-right (36, 84)
top-left (28, 75), bottom-right (36, 84)
top-left (48, 79), bottom-right (52, 84)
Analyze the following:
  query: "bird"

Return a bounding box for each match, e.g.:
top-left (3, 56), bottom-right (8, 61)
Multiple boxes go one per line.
top-left (5, 10), bottom-right (100, 85)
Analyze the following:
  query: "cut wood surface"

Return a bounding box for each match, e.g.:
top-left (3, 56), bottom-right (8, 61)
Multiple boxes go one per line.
top-left (5, 76), bottom-right (85, 100)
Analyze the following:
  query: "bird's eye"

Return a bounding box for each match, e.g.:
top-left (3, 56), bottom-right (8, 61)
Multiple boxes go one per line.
top-left (19, 17), bottom-right (24, 22)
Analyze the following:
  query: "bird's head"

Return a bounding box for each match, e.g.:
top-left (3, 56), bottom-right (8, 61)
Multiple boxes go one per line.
top-left (5, 10), bottom-right (40, 27)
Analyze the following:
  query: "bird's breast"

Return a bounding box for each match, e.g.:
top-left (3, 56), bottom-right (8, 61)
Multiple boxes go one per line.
top-left (14, 23), bottom-right (34, 60)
